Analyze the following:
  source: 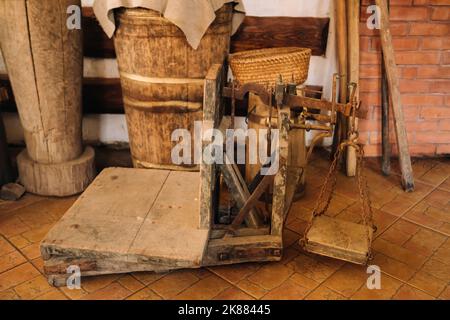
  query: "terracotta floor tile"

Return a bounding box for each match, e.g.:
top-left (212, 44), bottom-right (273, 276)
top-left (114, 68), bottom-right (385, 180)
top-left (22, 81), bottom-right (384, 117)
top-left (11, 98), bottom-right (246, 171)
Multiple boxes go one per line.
top-left (279, 247), bottom-right (300, 265)
top-left (81, 274), bottom-right (121, 293)
top-left (236, 279), bottom-right (268, 299)
top-left (31, 257), bottom-right (45, 274)
top-left (208, 263), bottom-right (260, 284)
top-left (287, 253), bottom-right (340, 283)
top-left (80, 282), bottom-right (131, 300)
top-left (283, 228), bottom-right (300, 248)
top-left (322, 264), bottom-right (369, 298)
top-left (289, 273), bottom-right (320, 291)
top-left (8, 235), bottom-right (31, 249)
top-left (0, 236), bottom-right (15, 256)
top-left (0, 215), bottom-right (30, 238)
top-left (439, 176), bottom-right (450, 192)
top-left (373, 238), bottom-right (428, 270)
top-left (379, 219), bottom-right (419, 245)
top-left (418, 162), bottom-right (450, 186)
top-left (420, 258), bottom-right (450, 282)
top-left (14, 275), bottom-right (53, 300)
top-left (350, 274), bottom-right (402, 300)
top-left (213, 287), bottom-right (254, 300)
top-left (262, 278), bottom-right (311, 300)
top-left (0, 263), bottom-right (40, 291)
top-left (0, 194), bottom-right (44, 214)
top-left (117, 274), bottom-right (145, 292)
top-left (131, 271), bottom-right (167, 285)
top-left (0, 250), bottom-right (26, 273)
top-left (150, 270), bottom-right (200, 299)
top-left (35, 289), bottom-right (68, 300)
top-left (289, 203), bottom-right (312, 221)
top-left (126, 287), bottom-right (162, 300)
top-left (431, 239), bottom-right (450, 265)
top-left (0, 289), bottom-right (21, 300)
top-left (305, 284), bottom-right (347, 300)
top-left (380, 197), bottom-right (417, 217)
top-left (174, 274), bottom-right (231, 300)
top-left (247, 263), bottom-right (294, 291)
top-left (286, 218), bottom-right (308, 236)
top-left (371, 253), bottom-right (416, 282)
top-left (408, 270), bottom-right (447, 297)
top-left (21, 223), bottom-right (54, 244)
top-left (59, 286), bottom-right (88, 300)
top-left (403, 228), bottom-right (447, 257)
top-left (20, 242), bottom-right (41, 260)
top-left (392, 284), bottom-right (435, 300)
top-left (439, 286), bottom-right (450, 300)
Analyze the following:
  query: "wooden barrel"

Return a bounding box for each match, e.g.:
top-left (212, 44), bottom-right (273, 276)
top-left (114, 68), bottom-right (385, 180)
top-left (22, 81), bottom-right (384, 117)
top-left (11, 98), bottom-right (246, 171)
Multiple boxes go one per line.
top-left (114, 4), bottom-right (233, 170)
top-left (246, 93), bottom-right (307, 199)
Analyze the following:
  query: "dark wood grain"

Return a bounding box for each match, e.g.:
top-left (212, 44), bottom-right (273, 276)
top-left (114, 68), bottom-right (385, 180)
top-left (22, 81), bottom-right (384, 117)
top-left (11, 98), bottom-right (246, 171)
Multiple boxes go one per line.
top-left (1, 76), bottom-right (322, 116)
top-left (80, 7), bottom-right (329, 58)
top-left (82, 7), bottom-right (116, 59)
top-left (0, 112), bottom-right (13, 185)
top-left (231, 16), bottom-right (330, 56)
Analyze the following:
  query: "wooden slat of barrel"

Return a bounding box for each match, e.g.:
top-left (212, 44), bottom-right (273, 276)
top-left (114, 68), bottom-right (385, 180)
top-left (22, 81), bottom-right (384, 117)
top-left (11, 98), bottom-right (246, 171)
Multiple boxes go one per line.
top-left (114, 5), bottom-right (233, 169)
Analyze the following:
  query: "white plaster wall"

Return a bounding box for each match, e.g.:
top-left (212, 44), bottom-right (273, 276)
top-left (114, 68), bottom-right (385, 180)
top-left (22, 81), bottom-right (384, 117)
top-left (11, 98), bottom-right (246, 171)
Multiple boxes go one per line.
top-left (1, 0), bottom-right (337, 145)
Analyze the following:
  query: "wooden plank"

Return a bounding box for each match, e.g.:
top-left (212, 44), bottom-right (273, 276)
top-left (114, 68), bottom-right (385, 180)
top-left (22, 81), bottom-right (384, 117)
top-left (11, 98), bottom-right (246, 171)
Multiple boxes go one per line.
top-left (80, 7), bottom-right (329, 58)
top-left (304, 216), bottom-right (373, 265)
top-left (0, 75), bottom-right (323, 116)
top-left (220, 154), bottom-right (263, 228)
top-left (42, 168), bottom-right (209, 270)
top-left (331, 0), bottom-right (349, 161)
top-left (231, 16), bottom-right (329, 56)
top-left (375, 0), bottom-right (414, 192)
top-left (346, 0), bottom-right (360, 177)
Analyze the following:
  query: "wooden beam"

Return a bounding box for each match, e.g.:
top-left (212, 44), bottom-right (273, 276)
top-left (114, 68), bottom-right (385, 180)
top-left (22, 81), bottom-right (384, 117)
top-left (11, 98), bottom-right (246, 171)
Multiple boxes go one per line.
top-left (0, 76), bottom-right (322, 116)
top-left (231, 16), bottom-right (330, 56)
top-left (375, 0), bottom-right (414, 192)
top-left (346, 0), bottom-right (360, 177)
top-left (80, 7), bottom-right (329, 58)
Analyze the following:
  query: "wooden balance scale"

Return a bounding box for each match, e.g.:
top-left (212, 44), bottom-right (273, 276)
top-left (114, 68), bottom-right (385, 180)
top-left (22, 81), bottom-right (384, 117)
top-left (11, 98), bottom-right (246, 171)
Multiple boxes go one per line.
top-left (41, 63), bottom-right (368, 286)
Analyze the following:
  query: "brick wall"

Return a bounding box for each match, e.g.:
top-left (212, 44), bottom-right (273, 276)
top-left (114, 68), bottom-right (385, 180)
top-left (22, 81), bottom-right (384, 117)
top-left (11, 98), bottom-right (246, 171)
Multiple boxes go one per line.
top-left (358, 0), bottom-right (450, 157)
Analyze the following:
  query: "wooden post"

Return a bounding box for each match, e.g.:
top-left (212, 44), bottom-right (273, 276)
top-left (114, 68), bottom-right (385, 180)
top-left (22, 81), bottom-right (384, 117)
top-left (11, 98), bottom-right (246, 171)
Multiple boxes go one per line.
top-left (381, 0), bottom-right (391, 176)
top-left (0, 112), bottom-right (13, 186)
top-left (345, 0), bottom-right (360, 177)
top-left (0, 0), bottom-right (95, 196)
top-left (332, 0), bottom-right (348, 160)
top-left (375, 0), bottom-right (414, 191)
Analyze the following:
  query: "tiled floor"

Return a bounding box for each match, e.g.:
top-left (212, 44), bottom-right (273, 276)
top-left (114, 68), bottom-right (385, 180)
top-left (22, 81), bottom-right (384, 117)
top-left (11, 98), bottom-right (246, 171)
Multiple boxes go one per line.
top-left (0, 151), bottom-right (449, 300)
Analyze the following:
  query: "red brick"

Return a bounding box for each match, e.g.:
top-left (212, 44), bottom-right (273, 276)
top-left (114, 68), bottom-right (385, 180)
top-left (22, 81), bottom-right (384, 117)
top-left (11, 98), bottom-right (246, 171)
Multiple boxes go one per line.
top-left (360, 79), bottom-right (381, 92)
top-left (420, 106), bottom-right (450, 118)
top-left (396, 52), bottom-right (441, 65)
top-left (390, 7), bottom-right (429, 21)
top-left (416, 132), bottom-right (450, 143)
top-left (409, 144), bottom-right (437, 156)
top-left (401, 67), bottom-right (419, 79)
top-left (360, 51), bottom-right (381, 65)
top-left (438, 120), bottom-right (450, 131)
top-left (360, 93), bottom-right (382, 108)
top-left (421, 37), bottom-right (450, 50)
top-left (372, 38), bottom-right (420, 51)
top-left (430, 0), bottom-right (450, 5)
top-left (430, 80), bottom-right (450, 93)
top-left (417, 66), bottom-right (450, 79)
top-left (400, 79), bottom-right (431, 93)
top-left (405, 120), bottom-right (440, 131)
top-left (363, 144), bottom-right (382, 157)
top-left (402, 94), bottom-right (444, 106)
top-left (410, 23), bottom-right (450, 36)
top-left (431, 7), bottom-right (450, 21)
top-left (360, 65), bottom-right (381, 78)
top-left (390, 22), bottom-right (411, 36)
top-left (443, 51), bottom-right (450, 64)
top-left (437, 145), bottom-right (450, 154)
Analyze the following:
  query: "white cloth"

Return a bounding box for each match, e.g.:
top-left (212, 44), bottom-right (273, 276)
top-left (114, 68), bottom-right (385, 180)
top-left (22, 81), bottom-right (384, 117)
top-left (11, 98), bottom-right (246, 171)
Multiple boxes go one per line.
top-left (93, 0), bottom-right (245, 49)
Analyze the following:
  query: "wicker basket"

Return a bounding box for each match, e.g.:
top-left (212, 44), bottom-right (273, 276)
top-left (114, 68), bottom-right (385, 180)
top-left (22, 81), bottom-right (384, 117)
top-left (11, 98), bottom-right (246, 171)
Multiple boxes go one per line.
top-left (229, 47), bottom-right (312, 87)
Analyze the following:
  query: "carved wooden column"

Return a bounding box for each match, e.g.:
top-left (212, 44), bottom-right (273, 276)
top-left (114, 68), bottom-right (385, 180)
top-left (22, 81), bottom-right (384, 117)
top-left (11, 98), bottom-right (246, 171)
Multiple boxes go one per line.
top-left (0, 0), bottom-right (95, 196)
